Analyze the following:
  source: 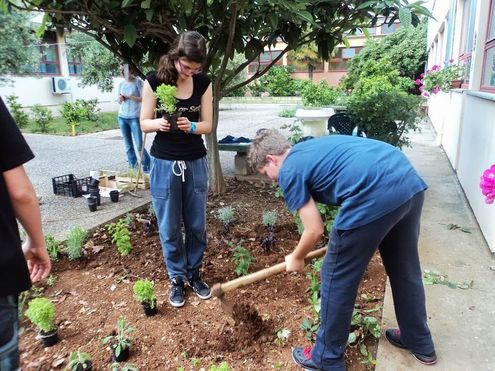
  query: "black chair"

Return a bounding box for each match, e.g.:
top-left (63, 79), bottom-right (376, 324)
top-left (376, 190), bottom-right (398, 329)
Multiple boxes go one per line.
top-left (327, 112), bottom-right (356, 136)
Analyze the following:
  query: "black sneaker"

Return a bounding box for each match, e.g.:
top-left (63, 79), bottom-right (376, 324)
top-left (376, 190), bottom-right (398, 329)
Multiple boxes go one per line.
top-left (385, 328), bottom-right (437, 365)
top-left (292, 347), bottom-right (322, 370)
top-left (169, 277), bottom-right (186, 307)
top-left (188, 274), bottom-right (211, 300)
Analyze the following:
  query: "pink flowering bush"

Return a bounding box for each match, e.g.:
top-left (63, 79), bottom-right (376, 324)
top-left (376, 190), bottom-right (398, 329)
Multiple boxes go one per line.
top-left (415, 63), bottom-right (464, 97)
top-left (480, 164), bottom-right (495, 204)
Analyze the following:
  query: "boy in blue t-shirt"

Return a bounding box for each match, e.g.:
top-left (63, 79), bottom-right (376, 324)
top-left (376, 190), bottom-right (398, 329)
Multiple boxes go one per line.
top-left (248, 129), bottom-right (436, 370)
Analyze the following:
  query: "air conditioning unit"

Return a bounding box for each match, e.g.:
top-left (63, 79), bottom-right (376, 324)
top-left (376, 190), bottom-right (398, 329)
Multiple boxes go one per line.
top-left (51, 76), bottom-right (71, 94)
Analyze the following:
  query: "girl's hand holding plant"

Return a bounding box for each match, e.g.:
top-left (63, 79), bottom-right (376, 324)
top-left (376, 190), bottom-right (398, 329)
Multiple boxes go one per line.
top-left (177, 116), bottom-right (196, 133)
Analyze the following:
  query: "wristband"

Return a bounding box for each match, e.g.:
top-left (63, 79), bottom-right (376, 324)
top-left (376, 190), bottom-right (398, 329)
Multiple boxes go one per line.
top-left (190, 121), bottom-right (197, 134)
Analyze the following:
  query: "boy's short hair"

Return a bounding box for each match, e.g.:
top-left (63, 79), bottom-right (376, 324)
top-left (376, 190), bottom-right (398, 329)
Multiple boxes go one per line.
top-left (247, 129), bottom-right (291, 170)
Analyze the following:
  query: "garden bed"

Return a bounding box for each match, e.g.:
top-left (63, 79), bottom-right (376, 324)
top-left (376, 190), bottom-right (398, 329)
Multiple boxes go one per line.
top-left (20, 178), bottom-right (386, 370)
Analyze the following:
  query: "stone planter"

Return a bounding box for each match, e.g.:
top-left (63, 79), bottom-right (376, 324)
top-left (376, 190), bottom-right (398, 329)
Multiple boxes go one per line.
top-left (295, 108), bottom-right (334, 137)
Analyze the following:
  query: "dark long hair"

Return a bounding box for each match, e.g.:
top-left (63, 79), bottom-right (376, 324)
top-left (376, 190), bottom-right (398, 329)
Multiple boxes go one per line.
top-left (156, 31), bottom-right (206, 85)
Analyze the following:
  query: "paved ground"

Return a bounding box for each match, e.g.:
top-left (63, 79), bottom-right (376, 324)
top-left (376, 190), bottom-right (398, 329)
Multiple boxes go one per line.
top-left (22, 104), bottom-right (495, 370)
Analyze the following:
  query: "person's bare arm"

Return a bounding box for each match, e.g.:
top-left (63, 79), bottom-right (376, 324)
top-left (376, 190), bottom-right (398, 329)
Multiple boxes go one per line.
top-left (3, 165), bottom-right (51, 282)
top-left (285, 197), bottom-right (324, 272)
top-left (140, 80), bottom-right (168, 133)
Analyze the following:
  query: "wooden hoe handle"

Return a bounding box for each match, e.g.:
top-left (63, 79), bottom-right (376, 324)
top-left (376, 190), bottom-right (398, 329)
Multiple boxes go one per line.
top-left (217, 246), bottom-right (327, 295)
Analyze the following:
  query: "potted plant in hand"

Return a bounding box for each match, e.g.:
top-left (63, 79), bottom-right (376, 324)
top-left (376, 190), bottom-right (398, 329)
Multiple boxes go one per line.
top-left (154, 84), bottom-right (180, 131)
top-left (103, 316), bottom-right (134, 362)
top-left (133, 279), bottom-right (157, 316)
top-left (25, 297), bottom-right (59, 347)
top-left (65, 349), bottom-right (92, 371)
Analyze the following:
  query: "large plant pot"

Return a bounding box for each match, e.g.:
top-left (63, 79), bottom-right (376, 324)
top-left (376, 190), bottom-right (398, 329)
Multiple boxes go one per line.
top-left (295, 108), bottom-right (334, 137)
top-left (40, 328), bottom-right (59, 347)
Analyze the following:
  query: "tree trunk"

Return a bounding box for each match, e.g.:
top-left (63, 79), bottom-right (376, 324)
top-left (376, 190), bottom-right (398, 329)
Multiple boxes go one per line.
top-left (206, 87), bottom-right (226, 194)
top-left (308, 64), bottom-right (314, 81)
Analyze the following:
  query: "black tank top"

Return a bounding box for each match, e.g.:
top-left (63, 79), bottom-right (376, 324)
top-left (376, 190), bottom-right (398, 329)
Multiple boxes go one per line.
top-left (146, 72), bottom-right (211, 160)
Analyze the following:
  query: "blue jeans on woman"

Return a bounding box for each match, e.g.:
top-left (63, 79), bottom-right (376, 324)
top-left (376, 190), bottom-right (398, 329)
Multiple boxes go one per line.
top-left (311, 191), bottom-right (434, 370)
top-left (118, 116), bottom-right (151, 173)
top-left (150, 156), bottom-right (208, 281)
top-left (0, 295), bottom-right (20, 371)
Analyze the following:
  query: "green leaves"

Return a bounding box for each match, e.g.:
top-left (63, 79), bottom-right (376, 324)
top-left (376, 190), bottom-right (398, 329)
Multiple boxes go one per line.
top-left (123, 24), bottom-right (137, 47)
top-left (122, 0), bottom-right (134, 7)
top-left (399, 7), bottom-right (412, 27)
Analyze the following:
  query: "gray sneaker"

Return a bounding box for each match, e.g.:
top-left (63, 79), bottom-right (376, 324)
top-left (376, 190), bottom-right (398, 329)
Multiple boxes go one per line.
top-left (188, 273), bottom-right (211, 300)
top-left (169, 277), bottom-right (186, 307)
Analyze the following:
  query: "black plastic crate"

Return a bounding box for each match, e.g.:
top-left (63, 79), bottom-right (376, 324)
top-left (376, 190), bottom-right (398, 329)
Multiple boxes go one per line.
top-left (52, 174), bottom-right (92, 198)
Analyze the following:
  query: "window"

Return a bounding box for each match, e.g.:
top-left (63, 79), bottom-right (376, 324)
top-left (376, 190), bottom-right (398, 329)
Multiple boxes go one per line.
top-left (459, 0), bottom-right (477, 84)
top-left (248, 50), bottom-right (283, 73)
top-left (351, 27), bottom-right (376, 36)
top-left (37, 44), bottom-right (60, 74)
top-left (482, 1), bottom-right (495, 89)
top-left (381, 22), bottom-right (399, 34)
top-left (67, 48), bottom-right (83, 75)
top-left (328, 47), bottom-right (362, 71)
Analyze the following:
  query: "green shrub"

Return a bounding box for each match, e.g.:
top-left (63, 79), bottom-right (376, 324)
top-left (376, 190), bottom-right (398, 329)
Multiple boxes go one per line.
top-left (78, 99), bottom-right (100, 121)
top-left (258, 66), bottom-right (296, 96)
top-left (223, 53), bottom-right (248, 97)
top-left (66, 225), bottom-right (87, 260)
top-left (248, 81), bottom-right (264, 97)
top-left (278, 108), bottom-right (296, 118)
top-left (107, 218), bottom-right (133, 255)
top-left (301, 81), bottom-right (340, 107)
top-left (25, 297), bottom-right (56, 333)
top-left (262, 211), bottom-right (278, 228)
top-left (30, 104), bottom-right (53, 133)
top-left (60, 101), bottom-right (88, 136)
top-left (229, 240), bottom-right (255, 276)
top-left (6, 95), bottom-right (29, 128)
top-left (347, 74), bottom-right (421, 149)
top-left (133, 279), bottom-right (156, 308)
top-left (217, 206), bottom-right (235, 227)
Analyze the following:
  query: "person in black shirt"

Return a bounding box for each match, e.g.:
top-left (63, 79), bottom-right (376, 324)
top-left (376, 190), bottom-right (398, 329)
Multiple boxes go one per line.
top-left (0, 97), bottom-right (51, 369)
top-left (140, 31), bottom-right (213, 308)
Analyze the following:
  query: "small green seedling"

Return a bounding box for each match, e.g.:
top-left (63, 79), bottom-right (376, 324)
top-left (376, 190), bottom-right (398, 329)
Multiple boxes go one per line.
top-left (110, 362), bottom-right (139, 371)
top-left (217, 206), bottom-right (235, 232)
top-left (229, 240), bottom-right (254, 276)
top-left (65, 349), bottom-right (92, 371)
top-left (103, 316), bottom-right (134, 358)
top-left (155, 84), bottom-right (177, 114)
top-left (45, 234), bottom-right (61, 261)
top-left (107, 218), bottom-right (133, 255)
top-left (66, 225), bottom-right (87, 260)
top-left (207, 362), bottom-right (230, 371)
top-left (274, 328), bottom-right (291, 346)
top-left (25, 297), bottom-right (57, 334)
top-left (132, 279), bottom-right (156, 308)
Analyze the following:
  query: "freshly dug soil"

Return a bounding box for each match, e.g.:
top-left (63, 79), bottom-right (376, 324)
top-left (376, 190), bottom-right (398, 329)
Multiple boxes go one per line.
top-left (20, 178), bottom-right (386, 370)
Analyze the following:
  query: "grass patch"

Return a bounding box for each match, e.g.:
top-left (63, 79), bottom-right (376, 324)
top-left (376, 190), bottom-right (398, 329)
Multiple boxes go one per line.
top-left (22, 111), bottom-right (119, 136)
top-left (278, 108), bottom-right (296, 118)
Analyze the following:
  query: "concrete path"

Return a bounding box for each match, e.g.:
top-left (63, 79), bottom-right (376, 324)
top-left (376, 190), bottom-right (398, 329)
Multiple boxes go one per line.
top-left (22, 104), bottom-right (495, 370)
top-left (376, 122), bottom-right (495, 371)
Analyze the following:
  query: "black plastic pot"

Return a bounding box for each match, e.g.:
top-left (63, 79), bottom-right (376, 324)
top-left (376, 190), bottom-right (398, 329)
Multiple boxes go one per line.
top-left (88, 178), bottom-right (100, 188)
top-left (40, 329), bottom-right (59, 347)
top-left (112, 344), bottom-right (130, 362)
top-left (165, 112), bottom-right (181, 132)
top-left (109, 190), bottom-right (119, 203)
top-left (87, 196), bottom-right (97, 212)
top-left (142, 301), bottom-right (157, 316)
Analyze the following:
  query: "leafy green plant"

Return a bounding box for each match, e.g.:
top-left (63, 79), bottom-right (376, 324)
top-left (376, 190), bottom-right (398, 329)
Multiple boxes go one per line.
top-left (132, 279), bottom-right (156, 308)
top-left (6, 95), bottom-right (29, 128)
top-left (60, 101), bottom-right (88, 136)
top-left (45, 234), bottom-right (61, 261)
top-left (65, 349), bottom-right (92, 371)
top-left (348, 310), bottom-right (381, 345)
top-left (274, 328), bottom-right (291, 346)
top-left (418, 63), bottom-right (464, 96)
top-left (66, 226), bottom-right (87, 260)
top-left (78, 99), bottom-right (100, 121)
top-left (316, 203), bottom-right (339, 236)
top-left (258, 66), bottom-right (296, 96)
top-left (155, 84), bottom-right (177, 114)
top-left (30, 104), bottom-right (53, 133)
top-left (229, 240), bottom-right (254, 276)
top-left (301, 81), bottom-right (340, 107)
top-left (262, 210), bottom-right (277, 228)
top-left (25, 297), bottom-right (56, 333)
top-left (217, 206), bottom-right (235, 234)
top-left (423, 269), bottom-right (472, 289)
top-left (107, 218), bottom-right (133, 255)
top-left (103, 316), bottom-right (134, 358)
top-left (260, 210), bottom-right (278, 252)
top-left (280, 121), bottom-right (304, 145)
top-left (45, 274), bottom-right (57, 287)
top-left (300, 317), bottom-right (319, 342)
top-left (110, 363), bottom-right (138, 371)
top-left (207, 362), bottom-right (230, 371)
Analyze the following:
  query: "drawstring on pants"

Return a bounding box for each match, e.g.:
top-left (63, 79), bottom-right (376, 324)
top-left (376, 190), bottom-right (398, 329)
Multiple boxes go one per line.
top-left (172, 161), bottom-right (187, 182)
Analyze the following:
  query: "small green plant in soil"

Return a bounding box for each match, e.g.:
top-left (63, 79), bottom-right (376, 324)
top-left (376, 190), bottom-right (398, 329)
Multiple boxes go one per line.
top-left (25, 297), bottom-right (57, 333)
top-left (260, 210), bottom-right (278, 252)
top-left (280, 120), bottom-right (303, 145)
top-left (110, 363), bottom-right (138, 371)
top-left (348, 309), bottom-right (381, 345)
top-left (300, 317), bottom-right (319, 342)
top-left (229, 240), bottom-right (255, 276)
top-left (132, 279), bottom-right (156, 308)
top-left (45, 274), bottom-right (57, 287)
top-left (107, 218), bottom-right (133, 256)
top-left (155, 84), bottom-right (177, 114)
top-left (217, 206), bottom-right (235, 234)
top-left (66, 225), bottom-right (87, 260)
top-left (103, 316), bottom-right (134, 359)
top-left (274, 328), bottom-right (291, 346)
top-left (45, 234), bottom-right (61, 261)
top-left (30, 104), bottom-right (53, 133)
top-left (65, 349), bottom-right (92, 371)
top-left (208, 362), bottom-right (230, 371)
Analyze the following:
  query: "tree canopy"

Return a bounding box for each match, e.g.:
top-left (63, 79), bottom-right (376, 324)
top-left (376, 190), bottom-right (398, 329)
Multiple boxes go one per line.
top-left (4, 0), bottom-right (431, 193)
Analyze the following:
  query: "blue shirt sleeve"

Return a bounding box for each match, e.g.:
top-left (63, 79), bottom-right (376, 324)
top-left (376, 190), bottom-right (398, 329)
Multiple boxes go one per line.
top-left (278, 169), bottom-right (311, 212)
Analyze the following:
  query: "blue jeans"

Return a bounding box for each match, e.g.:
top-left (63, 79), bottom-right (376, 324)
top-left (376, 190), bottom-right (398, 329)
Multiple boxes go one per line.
top-left (312, 191), bottom-right (434, 370)
top-left (0, 295), bottom-right (20, 371)
top-left (150, 156), bottom-right (208, 280)
top-left (118, 116), bottom-right (151, 172)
